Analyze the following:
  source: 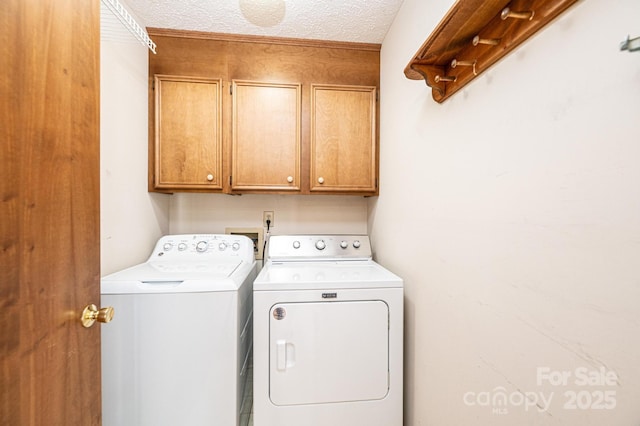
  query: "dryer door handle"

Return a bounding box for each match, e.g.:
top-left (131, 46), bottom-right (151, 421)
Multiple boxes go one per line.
top-left (276, 339), bottom-right (287, 370)
top-left (276, 340), bottom-right (295, 371)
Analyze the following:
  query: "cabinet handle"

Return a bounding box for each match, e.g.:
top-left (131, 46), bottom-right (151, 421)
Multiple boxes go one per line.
top-left (318, 177), bottom-right (324, 184)
top-left (206, 174), bottom-right (214, 182)
top-left (287, 176), bottom-right (294, 183)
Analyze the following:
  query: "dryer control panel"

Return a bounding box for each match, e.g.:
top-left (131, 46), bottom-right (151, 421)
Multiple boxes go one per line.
top-left (267, 235), bottom-right (371, 261)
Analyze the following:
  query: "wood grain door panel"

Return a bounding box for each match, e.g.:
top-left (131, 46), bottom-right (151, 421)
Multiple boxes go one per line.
top-left (311, 85), bottom-right (377, 193)
top-left (1, 0), bottom-right (101, 424)
top-left (154, 76), bottom-right (223, 190)
top-left (231, 81), bottom-right (301, 191)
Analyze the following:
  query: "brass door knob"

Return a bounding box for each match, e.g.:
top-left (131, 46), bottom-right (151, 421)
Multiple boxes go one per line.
top-left (81, 304), bottom-right (114, 328)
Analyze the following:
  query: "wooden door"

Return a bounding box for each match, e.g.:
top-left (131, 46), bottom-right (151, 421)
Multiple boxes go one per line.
top-left (310, 84), bottom-right (378, 193)
top-left (153, 75), bottom-right (223, 191)
top-left (1, 0), bottom-right (102, 424)
top-left (231, 80), bottom-right (301, 191)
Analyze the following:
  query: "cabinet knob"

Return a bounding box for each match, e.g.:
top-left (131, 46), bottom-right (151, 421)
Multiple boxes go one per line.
top-left (318, 177), bottom-right (325, 184)
top-left (206, 174), bottom-right (214, 181)
top-left (287, 176), bottom-right (294, 183)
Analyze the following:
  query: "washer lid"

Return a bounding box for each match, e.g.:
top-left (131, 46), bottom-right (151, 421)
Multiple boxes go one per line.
top-left (101, 259), bottom-right (252, 294)
top-left (254, 260), bottom-right (403, 291)
top-left (105, 259), bottom-right (243, 280)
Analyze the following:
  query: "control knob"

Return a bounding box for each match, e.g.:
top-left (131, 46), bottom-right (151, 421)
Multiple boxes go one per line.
top-left (232, 242), bottom-right (240, 251)
top-left (178, 243), bottom-right (188, 251)
top-left (340, 240), bottom-right (348, 249)
top-left (196, 241), bottom-right (208, 252)
top-left (315, 240), bottom-right (326, 250)
top-left (162, 242), bottom-right (173, 251)
top-left (218, 242), bottom-right (227, 251)
top-left (353, 240), bottom-right (361, 249)
top-left (293, 241), bottom-right (301, 249)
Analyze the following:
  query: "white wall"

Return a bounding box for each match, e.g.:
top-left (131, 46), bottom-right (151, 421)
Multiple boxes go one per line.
top-left (100, 25), bottom-right (170, 275)
top-left (169, 193), bottom-right (368, 236)
top-left (372, 0), bottom-right (640, 424)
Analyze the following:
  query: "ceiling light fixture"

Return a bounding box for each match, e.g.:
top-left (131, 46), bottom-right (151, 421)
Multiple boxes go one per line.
top-left (239, 0), bottom-right (286, 28)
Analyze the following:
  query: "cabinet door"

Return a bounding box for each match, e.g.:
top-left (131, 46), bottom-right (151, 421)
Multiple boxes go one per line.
top-left (231, 81), bottom-right (301, 191)
top-left (154, 75), bottom-right (222, 190)
top-left (311, 84), bottom-right (377, 193)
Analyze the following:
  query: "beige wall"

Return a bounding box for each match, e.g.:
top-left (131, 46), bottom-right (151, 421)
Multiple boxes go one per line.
top-left (168, 193), bottom-right (368, 269)
top-left (372, 0), bottom-right (640, 424)
top-left (168, 193), bottom-right (368, 236)
top-left (100, 19), bottom-right (170, 276)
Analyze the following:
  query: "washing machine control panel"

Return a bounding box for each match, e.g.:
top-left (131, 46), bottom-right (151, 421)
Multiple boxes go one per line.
top-left (149, 234), bottom-right (254, 262)
top-left (268, 235), bottom-right (372, 261)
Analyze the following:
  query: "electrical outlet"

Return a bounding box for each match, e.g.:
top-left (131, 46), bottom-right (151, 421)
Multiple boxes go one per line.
top-left (263, 211), bottom-right (274, 228)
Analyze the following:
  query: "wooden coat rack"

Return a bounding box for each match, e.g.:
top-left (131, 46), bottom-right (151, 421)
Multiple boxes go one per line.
top-left (404, 0), bottom-right (580, 103)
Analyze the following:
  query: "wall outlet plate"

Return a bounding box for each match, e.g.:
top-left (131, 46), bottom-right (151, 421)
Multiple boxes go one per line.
top-left (263, 211), bottom-right (274, 228)
top-left (225, 227), bottom-right (265, 260)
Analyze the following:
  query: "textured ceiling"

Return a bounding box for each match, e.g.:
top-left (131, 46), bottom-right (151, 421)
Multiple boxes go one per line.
top-left (123, 0), bottom-right (405, 44)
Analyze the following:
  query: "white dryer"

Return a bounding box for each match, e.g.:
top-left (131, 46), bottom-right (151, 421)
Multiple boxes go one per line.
top-left (253, 235), bottom-right (403, 426)
top-left (101, 234), bottom-right (257, 426)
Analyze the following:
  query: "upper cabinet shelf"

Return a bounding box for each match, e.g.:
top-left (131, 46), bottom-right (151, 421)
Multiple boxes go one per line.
top-left (404, 0), bottom-right (579, 103)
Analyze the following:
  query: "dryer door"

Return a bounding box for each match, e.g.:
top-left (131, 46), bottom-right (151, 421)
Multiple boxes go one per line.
top-left (269, 300), bottom-right (389, 406)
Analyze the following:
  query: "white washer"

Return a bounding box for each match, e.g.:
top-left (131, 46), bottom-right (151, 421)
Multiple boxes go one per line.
top-left (253, 235), bottom-right (403, 426)
top-left (101, 234), bottom-right (257, 426)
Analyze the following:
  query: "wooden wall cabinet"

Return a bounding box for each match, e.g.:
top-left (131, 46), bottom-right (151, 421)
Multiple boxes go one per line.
top-left (310, 84), bottom-right (377, 193)
top-left (231, 80), bottom-right (301, 192)
top-left (148, 30), bottom-right (381, 195)
top-left (153, 75), bottom-right (222, 190)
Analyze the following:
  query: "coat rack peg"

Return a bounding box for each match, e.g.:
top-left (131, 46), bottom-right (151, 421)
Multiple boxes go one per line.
top-left (451, 58), bottom-right (478, 76)
top-left (434, 75), bottom-right (457, 83)
top-left (472, 35), bottom-right (500, 46)
top-left (501, 7), bottom-right (534, 21)
top-left (620, 35), bottom-right (640, 52)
